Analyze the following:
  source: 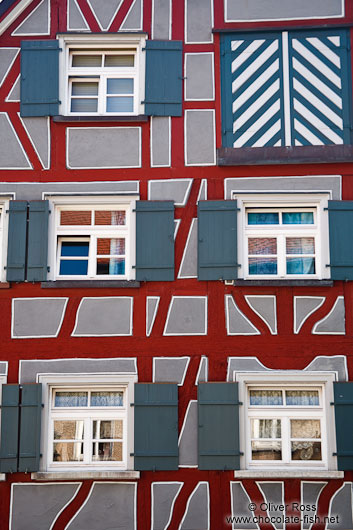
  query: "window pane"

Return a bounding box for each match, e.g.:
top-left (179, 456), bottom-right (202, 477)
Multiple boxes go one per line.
top-left (105, 55), bottom-right (134, 67)
top-left (251, 440), bottom-right (282, 460)
top-left (94, 210), bottom-right (126, 226)
top-left (60, 241), bottom-right (89, 257)
top-left (72, 82), bottom-right (98, 96)
top-left (91, 391), bottom-right (124, 407)
top-left (107, 78), bottom-right (134, 94)
top-left (106, 97), bottom-right (133, 113)
top-left (286, 237), bottom-right (315, 254)
top-left (248, 212), bottom-right (279, 225)
top-left (283, 212), bottom-right (314, 224)
top-left (53, 442), bottom-right (84, 462)
top-left (54, 420), bottom-right (84, 440)
top-left (251, 419), bottom-right (281, 439)
top-left (249, 257), bottom-right (277, 275)
top-left (93, 420), bottom-right (123, 439)
top-left (92, 441), bottom-right (123, 461)
top-left (291, 441), bottom-right (322, 461)
top-left (71, 98), bottom-right (98, 113)
top-left (248, 238), bottom-right (277, 255)
top-left (54, 392), bottom-right (88, 407)
top-left (250, 390), bottom-right (283, 406)
top-left (72, 55), bottom-right (102, 67)
top-left (59, 259), bottom-right (88, 275)
top-left (286, 257), bottom-right (315, 275)
top-left (286, 390), bottom-right (319, 406)
top-left (60, 211), bottom-right (91, 226)
top-left (96, 257), bottom-right (125, 275)
top-left (97, 238), bottom-right (125, 256)
top-left (291, 419), bottom-right (321, 439)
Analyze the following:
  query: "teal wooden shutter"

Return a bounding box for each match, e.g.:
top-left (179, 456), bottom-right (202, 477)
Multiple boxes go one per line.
top-left (20, 40), bottom-right (60, 117)
top-left (18, 384), bottom-right (42, 472)
top-left (133, 383), bottom-right (178, 470)
top-left (135, 201), bottom-right (174, 281)
top-left (198, 383), bottom-right (241, 470)
top-left (198, 201), bottom-right (238, 281)
top-left (328, 201), bottom-right (353, 280)
top-left (6, 201), bottom-right (28, 282)
top-left (27, 201), bottom-right (49, 282)
top-left (0, 385), bottom-right (20, 473)
top-left (333, 382), bottom-right (353, 470)
top-left (144, 41), bottom-right (183, 116)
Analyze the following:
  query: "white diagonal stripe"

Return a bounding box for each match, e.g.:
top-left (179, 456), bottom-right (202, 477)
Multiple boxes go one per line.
top-left (294, 118), bottom-right (324, 145)
top-left (232, 40), bottom-right (279, 92)
top-left (295, 139), bottom-right (303, 146)
top-left (294, 99), bottom-right (343, 144)
top-left (292, 58), bottom-right (342, 109)
top-left (292, 39), bottom-right (341, 88)
top-left (328, 36), bottom-right (340, 47)
top-left (306, 37), bottom-right (341, 68)
top-left (232, 59), bottom-right (279, 111)
top-left (293, 78), bottom-right (343, 129)
top-left (234, 80), bottom-right (280, 131)
top-left (231, 40), bottom-right (244, 51)
top-left (274, 139), bottom-right (281, 146)
top-left (231, 39), bottom-right (265, 72)
top-left (233, 100), bottom-right (280, 146)
top-left (252, 119), bottom-right (281, 147)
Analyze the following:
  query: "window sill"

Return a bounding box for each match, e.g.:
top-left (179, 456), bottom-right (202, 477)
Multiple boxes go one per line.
top-left (234, 470), bottom-right (344, 479)
top-left (226, 280), bottom-right (333, 287)
top-left (31, 470), bottom-right (140, 481)
top-left (217, 145), bottom-right (353, 166)
top-left (0, 474), bottom-right (6, 481)
top-left (41, 280), bottom-right (140, 288)
top-left (53, 115), bottom-right (149, 123)
top-left (0, 282), bottom-right (10, 289)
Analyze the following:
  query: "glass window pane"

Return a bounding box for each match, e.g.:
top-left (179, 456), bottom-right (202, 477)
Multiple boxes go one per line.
top-left (251, 440), bottom-right (282, 460)
top-left (250, 390), bottom-right (283, 406)
top-left (54, 420), bottom-right (84, 440)
top-left (92, 441), bottom-right (123, 461)
top-left (291, 441), bottom-right (322, 461)
top-left (248, 238), bottom-right (277, 255)
top-left (291, 419), bottom-right (321, 439)
top-left (96, 257), bottom-right (125, 275)
top-left (286, 237), bottom-right (315, 254)
top-left (107, 78), bottom-right (134, 94)
top-left (71, 98), bottom-right (98, 113)
top-left (248, 212), bottom-right (279, 225)
top-left (251, 419), bottom-right (281, 439)
top-left (60, 241), bottom-right (89, 257)
top-left (286, 390), bottom-right (319, 406)
top-left (60, 211), bottom-right (91, 226)
top-left (97, 238), bottom-right (125, 256)
top-left (91, 391), bottom-right (124, 407)
top-left (93, 420), bottom-right (123, 439)
top-left (53, 442), bottom-right (84, 462)
top-left (94, 210), bottom-right (126, 226)
top-left (286, 257), bottom-right (315, 275)
top-left (54, 392), bottom-right (88, 407)
top-left (106, 96), bottom-right (133, 113)
top-left (72, 55), bottom-right (102, 67)
top-left (59, 259), bottom-right (88, 275)
top-left (249, 257), bottom-right (277, 275)
top-left (105, 55), bottom-right (134, 67)
top-left (283, 212), bottom-right (314, 224)
top-left (72, 82), bottom-right (98, 96)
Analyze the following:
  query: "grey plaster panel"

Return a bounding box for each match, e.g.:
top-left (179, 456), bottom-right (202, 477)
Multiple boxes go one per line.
top-left (226, 0), bottom-right (343, 21)
top-left (151, 117), bottom-right (170, 167)
top-left (146, 297), bottom-right (159, 337)
top-left (312, 297), bottom-right (345, 334)
top-left (231, 482), bottom-right (257, 529)
top-left (148, 179), bottom-right (191, 205)
top-left (73, 297), bottom-right (132, 336)
top-left (68, 0), bottom-right (89, 30)
top-left (225, 176), bottom-right (341, 200)
top-left (0, 113), bottom-right (31, 169)
top-left (20, 358), bottom-right (137, 384)
top-left (178, 219), bottom-right (197, 278)
top-left (197, 180), bottom-right (207, 202)
top-left (12, 0), bottom-right (49, 34)
top-left (258, 483), bottom-right (284, 529)
top-left (87, 0), bottom-right (123, 29)
top-left (246, 296), bottom-right (277, 334)
top-left (304, 356), bottom-right (347, 382)
top-left (185, 0), bottom-right (212, 43)
top-left (67, 483), bottom-right (136, 530)
top-left (67, 127), bottom-right (141, 169)
top-left (179, 401), bottom-right (198, 466)
top-left (10, 483), bottom-right (80, 530)
top-left (227, 357), bottom-right (270, 382)
top-left (164, 297), bottom-right (207, 335)
top-left (12, 298), bottom-right (67, 338)
top-left (152, 0), bottom-right (170, 39)
top-left (6, 75), bottom-right (20, 101)
top-left (294, 297), bottom-right (325, 334)
top-left (302, 482), bottom-right (326, 530)
top-left (180, 483), bottom-right (209, 530)
top-left (185, 54), bottom-right (214, 100)
top-left (152, 483), bottom-right (182, 530)
top-left (185, 111), bottom-right (215, 166)
top-left (226, 296), bottom-right (260, 336)
top-left (21, 117), bottom-right (49, 169)
top-left (327, 483), bottom-right (353, 530)
top-left (121, 0), bottom-right (142, 30)
top-left (0, 48), bottom-right (18, 87)
top-left (154, 357), bottom-right (189, 385)
top-left (0, 362), bottom-right (7, 375)
top-left (196, 357), bottom-right (207, 384)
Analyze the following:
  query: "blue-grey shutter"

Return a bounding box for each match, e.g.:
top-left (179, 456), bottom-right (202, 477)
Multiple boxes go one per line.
top-left (198, 383), bottom-right (241, 470)
top-left (144, 41), bottom-right (183, 116)
top-left (6, 201), bottom-right (28, 282)
top-left (0, 385), bottom-right (20, 473)
top-left (328, 201), bottom-right (353, 280)
top-left (133, 383), bottom-right (178, 470)
top-left (333, 382), bottom-right (353, 470)
top-left (135, 201), bottom-right (174, 281)
top-left (20, 40), bottom-right (60, 117)
top-left (198, 201), bottom-right (238, 281)
top-left (18, 384), bottom-right (42, 472)
top-left (27, 201), bottom-right (49, 282)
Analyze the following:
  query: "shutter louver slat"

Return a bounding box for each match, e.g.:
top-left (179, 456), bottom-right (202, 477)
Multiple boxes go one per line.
top-left (333, 382), bottom-right (353, 470)
top-left (328, 200), bottom-right (353, 280)
top-left (27, 201), bottom-right (49, 282)
top-left (0, 385), bottom-right (20, 473)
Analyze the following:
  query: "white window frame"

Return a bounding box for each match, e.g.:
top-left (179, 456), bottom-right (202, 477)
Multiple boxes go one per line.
top-left (233, 192), bottom-right (331, 280)
top-left (38, 373), bottom-right (137, 473)
top-left (45, 195), bottom-right (137, 281)
top-left (57, 33), bottom-right (147, 117)
top-left (235, 372), bottom-right (338, 472)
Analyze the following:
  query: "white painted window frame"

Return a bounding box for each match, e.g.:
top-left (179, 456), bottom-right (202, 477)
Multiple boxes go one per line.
top-left (57, 33), bottom-right (147, 117)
